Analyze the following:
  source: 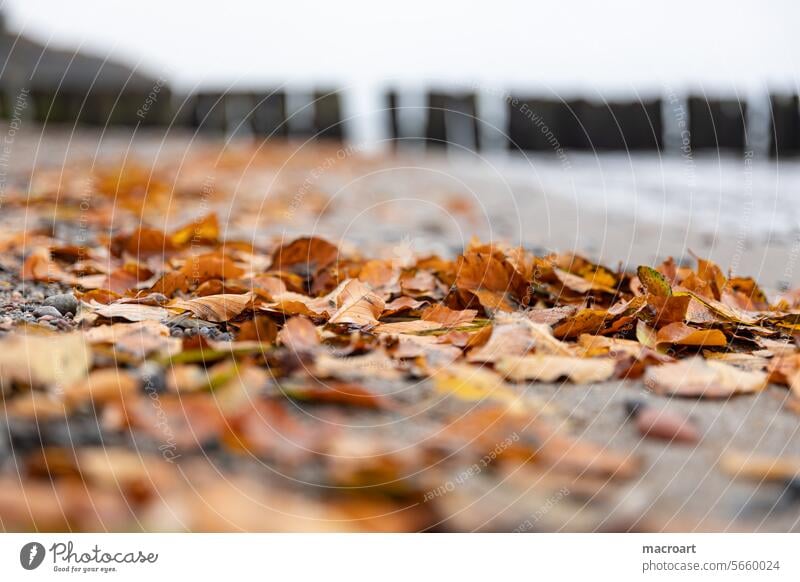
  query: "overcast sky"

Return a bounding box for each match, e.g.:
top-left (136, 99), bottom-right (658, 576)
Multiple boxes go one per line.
top-left (2, 0), bottom-right (799, 96)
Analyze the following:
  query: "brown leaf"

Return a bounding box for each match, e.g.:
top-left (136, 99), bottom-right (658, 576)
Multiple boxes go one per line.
top-left (277, 316), bottom-right (320, 353)
top-left (719, 451), bottom-right (800, 482)
top-left (553, 308), bottom-right (610, 339)
top-left (148, 271), bottom-right (189, 297)
top-left (236, 316), bottom-right (278, 343)
top-left (634, 408), bottom-right (701, 444)
top-left (64, 368), bottom-right (139, 408)
top-left (170, 292), bottom-right (254, 322)
top-left (271, 236), bottom-right (339, 277)
top-left (655, 322), bottom-right (727, 348)
top-left (21, 248), bottom-right (72, 283)
top-left (525, 305), bottom-right (577, 326)
top-left (497, 355), bottom-right (616, 384)
top-left (117, 226), bottom-right (173, 258)
top-left (382, 296), bottom-right (427, 316)
top-left (92, 301), bottom-right (171, 322)
top-left (180, 253), bottom-right (244, 284)
top-left (420, 304), bottom-right (477, 327)
top-left (554, 267), bottom-right (617, 294)
top-left (373, 320), bottom-right (442, 335)
top-left (328, 280), bottom-right (385, 328)
top-left (170, 212), bottom-right (220, 246)
top-left (767, 353), bottom-right (800, 397)
top-left (469, 317), bottom-right (571, 363)
top-left (644, 357), bottom-right (767, 397)
top-left (313, 350), bottom-right (401, 381)
top-left (0, 332), bottom-right (90, 388)
top-left (84, 320), bottom-right (180, 359)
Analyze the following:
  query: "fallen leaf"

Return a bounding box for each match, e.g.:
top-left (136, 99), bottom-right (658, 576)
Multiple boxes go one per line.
top-left (373, 320), bottom-right (442, 335)
top-left (633, 407), bottom-right (701, 444)
top-left (719, 452), bottom-right (800, 482)
top-left (277, 316), bottom-right (320, 353)
top-left (644, 357), bottom-right (767, 397)
top-left (0, 332), bottom-right (90, 388)
top-left (92, 301), bottom-right (170, 322)
top-left (421, 304), bottom-right (477, 327)
top-left (328, 280), bottom-right (385, 328)
top-left (271, 236), bottom-right (339, 277)
top-left (170, 292), bottom-right (254, 322)
top-left (637, 265), bottom-right (672, 297)
top-left (655, 322), bottom-right (727, 348)
top-left (434, 364), bottom-right (523, 411)
top-left (63, 368), bottom-right (138, 408)
top-left (313, 350), bottom-right (401, 381)
top-left (497, 355), bottom-right (616, 384)
top-left (170, 213), bottom-right (220, 246)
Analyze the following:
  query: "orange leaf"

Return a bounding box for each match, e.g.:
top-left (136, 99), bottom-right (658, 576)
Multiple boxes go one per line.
top-left (655, 322), bottom-right (727, 348)
top-left (171, 213), bottom-right (219, 246)
top-left (170, 293), bottom-right (254, 322)
top-left (271, 236), bottom-right (339, 277)
top-left (277, 316), bottom-right (320, 353)
top-left (328, 280), bottom-right (385, 328)
top-left (420, 304), bottom-right (477, 327)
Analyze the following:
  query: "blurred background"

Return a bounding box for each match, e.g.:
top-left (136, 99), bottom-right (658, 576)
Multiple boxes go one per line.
top-left (1, 0), bottom-right (800, 284)
top-left (1, 0), bottom-right (798, 152)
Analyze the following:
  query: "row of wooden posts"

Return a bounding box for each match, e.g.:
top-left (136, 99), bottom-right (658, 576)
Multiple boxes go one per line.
top-left (1, 88), bottom-right (799, 156)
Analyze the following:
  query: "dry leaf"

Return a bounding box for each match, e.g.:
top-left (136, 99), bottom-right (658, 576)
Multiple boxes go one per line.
top-left (277, 316), bottom-right (320, 353)
top-left (0, 332), bottom-right (90, 388)
top-left (328, 280), bottom-right (385, 328)
top-left (170, 292), bottom-right (254, 322)
top-left (497, 355), bottom-right (616, 384)
top-left (655, 322), bottom-right (727, 348)
top-left (719, 451), bottom-right (800, 482)
top-left (92, 301), bottom-right (170, 322)
top-left (420, 304), bottom-right (477, 327)
top-left (644, 357), bottom-right (767, 397)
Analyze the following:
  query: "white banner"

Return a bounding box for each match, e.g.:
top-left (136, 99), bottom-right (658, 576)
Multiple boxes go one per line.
top-left (0, 533), bottom-right (797, 581)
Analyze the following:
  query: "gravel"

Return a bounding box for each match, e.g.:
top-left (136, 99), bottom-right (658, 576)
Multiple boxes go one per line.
top-left (43, 293), bottom-right (79, 316)
top-left (33, 305), bottom-right (63, 318)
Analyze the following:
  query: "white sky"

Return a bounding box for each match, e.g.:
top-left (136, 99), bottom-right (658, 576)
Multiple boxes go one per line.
top-left (2, 0), bottom-right (799, 96)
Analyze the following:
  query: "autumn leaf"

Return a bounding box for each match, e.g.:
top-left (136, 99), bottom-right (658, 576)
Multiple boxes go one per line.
top-left (328, 280), bottom-right (385, 328)
top-left (420, 304), bottom-right (477, 327)
top-left (63, 368), bottom-right (138, 408)
top-left (271, 236), bottom-right (339, 278)
top-left (170, 213), bottom-right (220, 246)
top-left (497, 355), bottom-right (616, 384)
top-left (277, 316), bottom-right (320, 353)
top-left (179, 253), bottom-right (245, 284)
top-left (170, 292), bottom-right (254, 322)
top-left (655, 322), bottom-right (727, 348)
top-left (637, 265), bottom-right (672, 297)
top-left (644, 357), bottom-right (767, 397)
top-left (92, 301), bottom-right (171, 322)
top-left (0, 332), bottom-right (90, 388)
top-left (434, 364), bottom-right (523, 411)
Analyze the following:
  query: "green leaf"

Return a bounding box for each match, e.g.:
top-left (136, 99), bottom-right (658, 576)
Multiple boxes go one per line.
top-left (637, 266), bottom-right (672, 297)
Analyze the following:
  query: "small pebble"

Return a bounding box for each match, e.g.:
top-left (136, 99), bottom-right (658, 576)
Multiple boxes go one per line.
top-left (783, 477), bottom-right (800, 503)
top-left (43, 292), bottom-right (79, 315)
top-left (624, 398), bottom-right (646, 418)
top-left (33, 305), bottom-right (62, 318)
